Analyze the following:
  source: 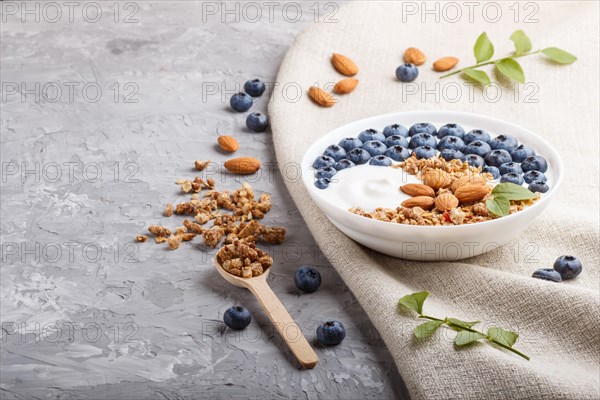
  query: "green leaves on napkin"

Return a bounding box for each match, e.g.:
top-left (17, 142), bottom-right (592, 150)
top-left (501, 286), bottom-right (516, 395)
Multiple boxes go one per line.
top-left (398, 291), bottom-right (530, 360)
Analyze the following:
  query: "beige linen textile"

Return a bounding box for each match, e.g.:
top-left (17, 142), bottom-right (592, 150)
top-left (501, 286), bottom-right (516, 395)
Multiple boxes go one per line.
top-left (269, 2), bottom-right (600, 399)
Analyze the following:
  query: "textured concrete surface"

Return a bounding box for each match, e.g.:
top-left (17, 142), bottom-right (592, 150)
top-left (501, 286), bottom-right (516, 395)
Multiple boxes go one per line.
top-left (0, 2), bottom-right (406, 399)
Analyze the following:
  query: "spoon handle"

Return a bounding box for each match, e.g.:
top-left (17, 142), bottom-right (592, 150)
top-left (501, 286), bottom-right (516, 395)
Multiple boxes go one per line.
top-left (248, 279), bottom-right (319, 369)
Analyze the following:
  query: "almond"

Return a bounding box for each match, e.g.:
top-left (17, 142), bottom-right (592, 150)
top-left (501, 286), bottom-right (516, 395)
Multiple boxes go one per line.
top-left (401, 196), bottom-right (435, 210)
top-left (224, 157), bottom-right (261, 175)
top-left (454, 183), bottom-right (490, 203)
top-left (333, 78), bottom-right (359, 94)
top-left (422, 169), bottom-right (452, 190)
top-left (433, 56), bottom-right (459, 72)
top-left (451, 175), bottom-right (487, 192)
top-left (308, 86), bottom-right (336, 107)
top-left (218, 136), bottom-right (239, 153)
top-left (404, 47), bottom-right (426, 66)
top-left (400, 183), bottom-right (435, 197)
top-left (435, 193), bottom-right (459, 212)
top-left (331, 53), bottom-right (359, 76)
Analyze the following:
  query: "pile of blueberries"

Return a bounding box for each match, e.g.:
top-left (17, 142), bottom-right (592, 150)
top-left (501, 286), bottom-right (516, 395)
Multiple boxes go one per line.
top-left (223, 265), bottom-right (346, 346)
top-left (229, 79), bottom-right (270, 132)
top-left (312, 122), bottom-right (550, 194)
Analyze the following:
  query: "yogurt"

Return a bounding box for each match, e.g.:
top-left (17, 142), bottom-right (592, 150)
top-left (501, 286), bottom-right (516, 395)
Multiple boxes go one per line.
top-left (325, 165), bottom-right (421, 210)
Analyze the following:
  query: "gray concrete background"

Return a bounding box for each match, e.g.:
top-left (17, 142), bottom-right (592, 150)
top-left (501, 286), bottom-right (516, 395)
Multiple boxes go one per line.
top-left (0, 2), bottom-right (406, 399)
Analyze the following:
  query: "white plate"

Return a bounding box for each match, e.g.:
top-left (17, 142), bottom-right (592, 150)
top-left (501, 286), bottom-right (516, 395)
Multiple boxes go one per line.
top-left (301, 111), bottom-right (563, 261)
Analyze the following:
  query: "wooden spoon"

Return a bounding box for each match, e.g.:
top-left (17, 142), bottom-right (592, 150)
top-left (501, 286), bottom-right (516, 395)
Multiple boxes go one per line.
top-left (214, 256), bottom-right (319, 369)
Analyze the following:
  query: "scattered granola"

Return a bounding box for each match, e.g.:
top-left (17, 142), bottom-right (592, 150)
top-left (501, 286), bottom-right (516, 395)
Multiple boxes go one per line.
top-left (148, 225), bottom-right (171, 237)
top-left (164, 203), bottom-right (174, 217)
top-left (350, 156), bottom-right (538, 226)
top-left (194, 160), bottom-right (211, 171)
top-left (135, 235), bottom-right (148, 242)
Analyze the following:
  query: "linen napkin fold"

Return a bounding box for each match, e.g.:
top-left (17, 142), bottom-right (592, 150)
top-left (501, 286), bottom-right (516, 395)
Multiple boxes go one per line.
top-left (269, 2), bottom-right (599, 399)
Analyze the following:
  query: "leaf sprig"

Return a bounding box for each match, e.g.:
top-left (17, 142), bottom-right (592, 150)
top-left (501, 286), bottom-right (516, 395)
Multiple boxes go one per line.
top-left (440, 30), bottom-right (577, 85)
top-left (486, 182), bottom-right (537, 217)
top-left (399, 291), bottom-right (530, 360)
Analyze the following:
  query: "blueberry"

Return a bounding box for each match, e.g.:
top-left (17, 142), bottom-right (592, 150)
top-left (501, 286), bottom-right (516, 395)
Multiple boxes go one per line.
top-left (395, 63), bottom-right (419, 82)
top-left (523, 170), bottom-right (547, 184)
top-left (346, 148), bottom-right (371, 164)
top-left (316, 166), bottom-right (336, 180)
top-left (463, 129), bottom-right (491, 144)
top-left (244, 79), bottom-right (266, 97)
top-left (385, 135), bottom-right (409, 148)
top-left (294, 265), bottom-right (322, 293)
top-left (485, 149), bottom-right (513, 167)
top-left (499, 162), bottom-right (523, 176)
top-left (440, 149), bottom-right (465, 162)
top-left (528, 180), bottom-right (549, 193)
top-left (510, 144), bottom-right (535, 163)
top-left (323, 144), bottom-right (346, 161)
top-left (553, 255), bottom-right (583, 280)
top-left (316, 320), bottom-right (346, 346)
top-left (312, 155), bottom-right (336, 169)
top-left (489, 134), bottom-right (519, 152)
top-left (224, 306), bottom-right (252, 330)
top-left (437, 135), bottom-right (465, 152)
top-left (358, 128), bottom-right (385, 143)
top-left (246, 112), bottom-right (269, 132)
top-left (314, 178), bottom-right (331, 189)
top-left (521, 156), bottom-right (548, 173)
top-left (230, 92), bottom-right (253, 112)
top-left (532, 268), bottom-right (562, 283)
top-left (369, 155), bottom-right (393, 166)
top-left (361, 140), bottom-right (387, 156)
top-left (335, 159), bottom-right (355, 171)
top-left (463, 140), bottom-right (492, 158)
top-left (409, 123), bottom-right (437, 137)
top-left (384, 145), bottom-right (411, 161)
top-left (464, 154), bottom-right (485, 168)
top-left (383, 124), bottom-right (409, 138)
top-left (409, 132), bottom-right (437, 149)
top-left (338, 137), bottom-right (363, 152)
top-left (500, 172), bottom-right (524, 185)
top-left (437, 123), bottom-right (465, 139)
top-left (413, 146), bottom-right (436, 159)
top-left (482, 166), bottom-right (500, 179)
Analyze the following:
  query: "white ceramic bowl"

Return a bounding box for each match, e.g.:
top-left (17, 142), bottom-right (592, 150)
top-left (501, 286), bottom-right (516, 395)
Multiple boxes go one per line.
top-left (301, 111), bottom-right (563, 261)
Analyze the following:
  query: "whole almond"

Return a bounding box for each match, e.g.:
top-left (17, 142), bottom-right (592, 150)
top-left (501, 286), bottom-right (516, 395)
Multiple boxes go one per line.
top-left (454, 183), bottom-right (490, 203)
top-left (400, 183), bottom-right (435, 197)
top-left (331, 53), bottom-right (359, 76)
top-left (218, 136), bottom-right (239, 153)
top-left (451, 175), bottom-right (487, 192)
top-left (224, 157), bottom-right (261, 175)
top-left (435, 193), bottom-right (459, 211)
top-left (401, 196), bottom-right (435, 210)
top-left (333, 78), bottom-right (359, 94)
top-left (404, 47), bottom-right (426, 66)
top-left (422, 169), bottom-right (452, 190)
top-left (308, 86), bottom-right (336, 107)
top-left (433, 56), bottom-right (459, 72)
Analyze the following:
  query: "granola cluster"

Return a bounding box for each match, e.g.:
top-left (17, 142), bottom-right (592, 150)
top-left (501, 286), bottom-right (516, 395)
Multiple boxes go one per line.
top-left (139, 177), bottom-right (285, 276)
top-left (350, 156), bottom-right (537, 226)
top-left (216, 240), bottom-right (273, 278)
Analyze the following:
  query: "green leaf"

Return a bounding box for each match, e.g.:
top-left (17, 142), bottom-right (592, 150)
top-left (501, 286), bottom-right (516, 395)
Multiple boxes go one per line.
top-left (463, 69), bottom-right (491, 86)
top-left (542, 47), bottom-right (577, 64)
top-left (486, 196), bottom-right (511, 217)
top-left (488, 327), bottom-right (519, 347)
top-left (414, 320), bottom-right (443, 339)
top-left (446, 318), bottom-right (480, 329)
top-left (454, 330), bottom-right (486, 346)
top-left (495, 58), bottom-right (526, 84)
top-left (509, 30), bottom-right (532, 55)
top-left (398, 292), bottom-right (430, 315)
top-left (474, 32), bottom-right (494, 63)
top-left (492, 182), bottom-right (537, 201)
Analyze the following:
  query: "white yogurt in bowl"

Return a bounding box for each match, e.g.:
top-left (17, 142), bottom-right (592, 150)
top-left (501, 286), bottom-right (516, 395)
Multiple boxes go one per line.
top-left (300, 111), bottom-right (563, 261)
